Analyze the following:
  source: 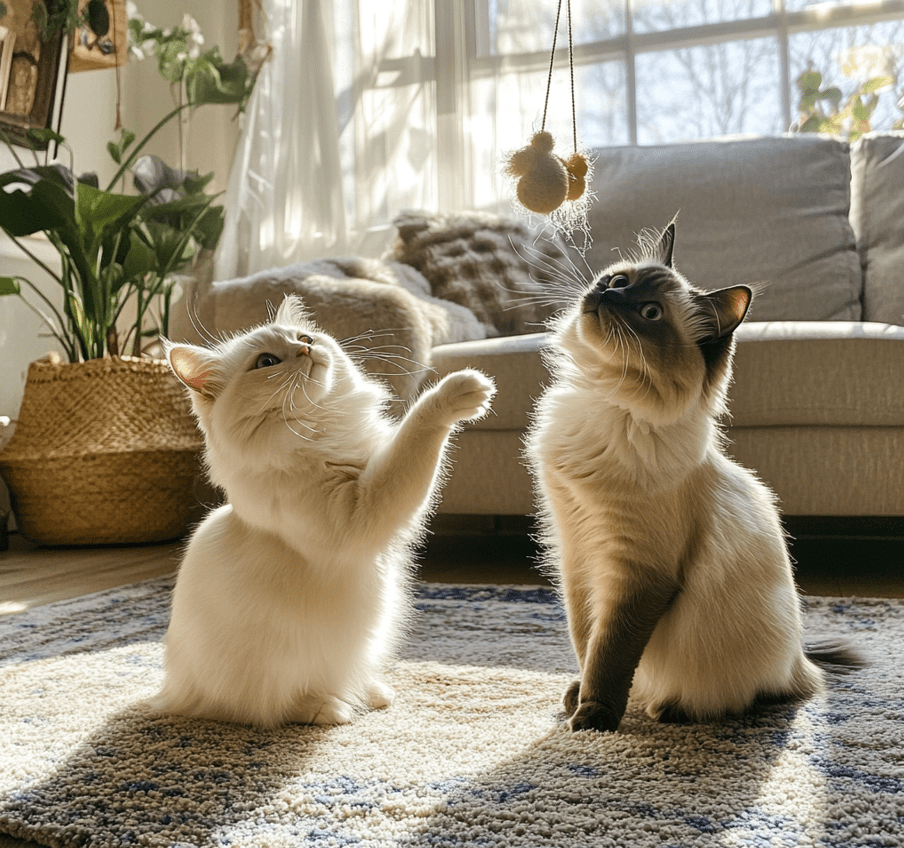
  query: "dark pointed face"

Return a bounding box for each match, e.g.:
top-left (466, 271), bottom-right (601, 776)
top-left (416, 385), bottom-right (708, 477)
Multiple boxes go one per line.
top-left (581, 265), bottom-right (691, 354)
top-left (559, 223), bottom-right (752, 422)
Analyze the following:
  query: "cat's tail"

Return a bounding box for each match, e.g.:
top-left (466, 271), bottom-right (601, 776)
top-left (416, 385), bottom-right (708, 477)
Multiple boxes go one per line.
top-left (804, 638), bottom-right (867, 675)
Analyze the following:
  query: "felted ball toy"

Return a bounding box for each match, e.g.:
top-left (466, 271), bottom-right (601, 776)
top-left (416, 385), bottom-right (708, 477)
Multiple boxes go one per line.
top-left (564, 151), bottom-right (589, 201)
top-left (506, 131), bottom-right (569, 214)
top-left (503, 0), bottom-right (591, 218)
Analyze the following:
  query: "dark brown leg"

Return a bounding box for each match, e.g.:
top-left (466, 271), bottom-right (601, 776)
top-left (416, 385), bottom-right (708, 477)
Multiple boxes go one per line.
top-left (570, 573), bottom-right (679, 733)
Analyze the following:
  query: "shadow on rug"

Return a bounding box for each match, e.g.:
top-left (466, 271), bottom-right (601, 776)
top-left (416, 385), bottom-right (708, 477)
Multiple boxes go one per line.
top-left (0, 580), bottom-right (901, 847)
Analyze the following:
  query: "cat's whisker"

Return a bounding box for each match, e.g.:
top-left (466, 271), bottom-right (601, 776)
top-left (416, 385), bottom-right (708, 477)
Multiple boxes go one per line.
top-left (511, 234), bottom-right (589, 290)
top-left (501, 295), bottom-right (571, 313)
top-left (617, 318), bottom-right (655, 404)
top-left (185, 299), bottom-right (223, 346)
top-left (281, 374), bottom-right (318, 440)
top-left (337, 329), bottom-right (401, 350)
top-left (540, 242), bottom-right (592, 291)
top-left (353, 356), bottom-right (432, 378)
top-left (347, 346), bottom-right (434, 377)
top-left (262, 372), bottom-right (297, 411)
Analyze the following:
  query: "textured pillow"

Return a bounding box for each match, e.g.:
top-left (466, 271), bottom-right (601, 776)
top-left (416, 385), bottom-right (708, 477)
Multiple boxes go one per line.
top-left (386, 210), bottom-right (570, 337)
top-left (582, 136), bottom-right (863, 322)
top-left (850, 132), bottom-right (904, 326)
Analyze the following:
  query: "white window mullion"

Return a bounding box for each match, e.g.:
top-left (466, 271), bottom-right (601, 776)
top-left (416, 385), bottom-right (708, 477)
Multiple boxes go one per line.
top-left (434, 0), bottom-right (472, 212)
top-left (774, 0), bottom-right (793, 131)
top-left (626, 0), bottom-right (638, 145)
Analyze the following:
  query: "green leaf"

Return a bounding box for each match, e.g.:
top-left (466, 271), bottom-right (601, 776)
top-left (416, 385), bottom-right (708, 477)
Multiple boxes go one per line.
top-left (862, 75), bottom-right (894, 94)
top-left (193, 204), bottom-right (225, 250)
top-left (852, 98), bottom-right (877, 122)
top-left (122, 232), bottom-right (158, 283)
top-left (799, 115), bottom-right (822, 133)
top-left (0, 175), bottom-right (74, 237)
top-left (797, 71), bottom-right (823, 94)
top-left (73, 182), bottom-right (147, 253)
top-left (27, 128), bottom-right (66, 147)
top-left (106, 128), bottom-right (137, 165)
top-left (65, 291), bottom-right (93, 355)
top-left (142, 220), bottom-right (196, 271)
top-left (0, 276), bottom-right (21, 296)
top-left (155, 38), bottom-right (189, 83)
top-left (186, 57), bottom-right (251, 106)
top-left (99, 262), bottom-right (125, 303)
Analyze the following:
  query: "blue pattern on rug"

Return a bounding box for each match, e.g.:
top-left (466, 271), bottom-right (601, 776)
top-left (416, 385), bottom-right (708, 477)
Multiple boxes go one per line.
top-left (0, 579), bottom-right (902, 847)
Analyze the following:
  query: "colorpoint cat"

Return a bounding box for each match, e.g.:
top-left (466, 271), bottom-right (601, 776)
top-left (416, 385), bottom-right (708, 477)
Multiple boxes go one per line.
top-left (525, 222), bottom-right (861, 732)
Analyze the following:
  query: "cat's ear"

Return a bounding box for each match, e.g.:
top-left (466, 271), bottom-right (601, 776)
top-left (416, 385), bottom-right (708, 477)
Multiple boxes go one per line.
top-left (657, 221), bottom-right (676, 268)
top-left (274, 295), bottom-right (312, 327)
top-left (696, 286), bottom-right (752, 342)
top-left (167, 344), bottom-right (218, 398)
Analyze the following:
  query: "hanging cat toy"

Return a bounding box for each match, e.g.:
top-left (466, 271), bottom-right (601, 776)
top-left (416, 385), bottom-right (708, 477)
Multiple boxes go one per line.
top-left (504, 0), bottom-right (591, 222)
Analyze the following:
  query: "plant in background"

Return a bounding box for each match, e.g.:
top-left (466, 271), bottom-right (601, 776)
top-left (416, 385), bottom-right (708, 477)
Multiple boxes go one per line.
top-left (0, 5), bottom-right (265, 362)
top-left (795, 47), bottom-right (903, 142)
top-left (126, 3), bottom-right (263, 119)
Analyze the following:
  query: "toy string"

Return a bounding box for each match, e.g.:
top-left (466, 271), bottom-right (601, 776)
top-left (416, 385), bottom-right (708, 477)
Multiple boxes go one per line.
top-left (539, 0), bottom-right (578, 154)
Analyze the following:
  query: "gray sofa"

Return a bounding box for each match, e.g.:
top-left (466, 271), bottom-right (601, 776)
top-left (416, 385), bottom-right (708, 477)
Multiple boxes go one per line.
top-left (174, 133), bottom-right (904, 518)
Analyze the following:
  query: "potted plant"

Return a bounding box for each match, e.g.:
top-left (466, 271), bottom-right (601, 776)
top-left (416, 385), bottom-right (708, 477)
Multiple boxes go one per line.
top-left (0, 6), bottom-right (265, 545)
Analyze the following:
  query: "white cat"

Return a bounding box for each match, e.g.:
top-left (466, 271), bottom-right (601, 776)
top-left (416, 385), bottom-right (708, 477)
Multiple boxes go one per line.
top-left (525, 222), bottom-right (860, 732)
top-left (150, 296), bottom-right (495, 727)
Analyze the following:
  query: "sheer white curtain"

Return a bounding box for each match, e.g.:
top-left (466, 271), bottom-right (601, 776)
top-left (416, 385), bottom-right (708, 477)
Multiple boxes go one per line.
top-left (215, 0), bottom-right (467, 280)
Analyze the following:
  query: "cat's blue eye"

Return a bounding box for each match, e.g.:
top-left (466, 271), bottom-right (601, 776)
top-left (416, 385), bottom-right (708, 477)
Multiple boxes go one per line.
top-left (640, 303), bottom-right (663, 321)
top-left (254, 353), bottom-right (282, 369)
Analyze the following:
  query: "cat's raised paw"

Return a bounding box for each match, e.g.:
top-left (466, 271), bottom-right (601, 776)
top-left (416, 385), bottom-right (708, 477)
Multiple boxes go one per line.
top-left (431, 369), bottom-right (496, 424)
top-left (569, 700), bottom-right (622, 733)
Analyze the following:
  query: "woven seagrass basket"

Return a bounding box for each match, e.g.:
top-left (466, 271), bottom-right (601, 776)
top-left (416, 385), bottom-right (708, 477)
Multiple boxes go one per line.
top-left (0, 354), bottom-right (203, 546)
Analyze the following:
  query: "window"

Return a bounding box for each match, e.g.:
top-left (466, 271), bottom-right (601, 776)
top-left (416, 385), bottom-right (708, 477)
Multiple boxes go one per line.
top-left (464, 0), bottom-right (904, 145)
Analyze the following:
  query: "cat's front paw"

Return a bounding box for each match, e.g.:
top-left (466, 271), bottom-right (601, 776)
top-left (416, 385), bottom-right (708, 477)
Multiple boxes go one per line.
top-left (365, 680), bottom-right (395, 710)
top-left (569, 700), bottom-right (623, 733)
top-left (429, 369), bottom-right (496, 425)
top-left (563, 679), bottom-right (581, 717)
top-left (289, 695), bottom-right (354, 726)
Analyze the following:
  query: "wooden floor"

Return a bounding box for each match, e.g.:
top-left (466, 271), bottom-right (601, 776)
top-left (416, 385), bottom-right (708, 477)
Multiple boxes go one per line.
top-left (2, 515), bottom-right (903, 616)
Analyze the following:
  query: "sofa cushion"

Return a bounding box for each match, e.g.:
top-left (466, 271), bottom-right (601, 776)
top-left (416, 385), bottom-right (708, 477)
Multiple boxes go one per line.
top-left (730, 321), bottom-right (904, 427)
top-left (582, 136), bottom-right (863, 323)
top-left (850, 131), bottom-right (904, 326)
top-left (431, 321), bottom-right (904, 431)
top-left (386, 210), bottom-right (567, 337)
top-left (431, 333), bottom-right (550, 430)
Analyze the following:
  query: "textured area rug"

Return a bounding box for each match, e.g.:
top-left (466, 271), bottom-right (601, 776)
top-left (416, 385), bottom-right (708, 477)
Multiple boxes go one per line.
top-left (0, 578), bottom-right (902, 848)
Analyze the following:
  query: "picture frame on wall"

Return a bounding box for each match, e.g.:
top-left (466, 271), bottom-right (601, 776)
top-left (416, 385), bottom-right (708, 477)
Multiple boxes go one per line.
top-left (0, 26), bottom-right (16, 112)
top-left (0, 1), bottom-right (68, 150)
top-left (69, 0), bottom-right (127, 73)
